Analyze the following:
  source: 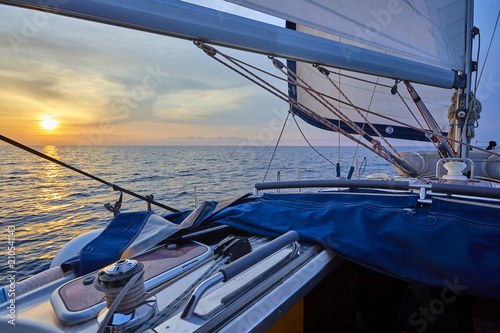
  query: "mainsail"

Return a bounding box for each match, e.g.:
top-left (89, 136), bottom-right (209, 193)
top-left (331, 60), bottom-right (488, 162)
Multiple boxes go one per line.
top-left (225, 0), bottom-right (467, 71)
top-left (225, 0), bottom-right (468, 142)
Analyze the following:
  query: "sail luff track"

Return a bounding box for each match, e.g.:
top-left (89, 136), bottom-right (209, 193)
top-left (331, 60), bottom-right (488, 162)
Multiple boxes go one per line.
top-left (1, 0), bottom-right (461, 88)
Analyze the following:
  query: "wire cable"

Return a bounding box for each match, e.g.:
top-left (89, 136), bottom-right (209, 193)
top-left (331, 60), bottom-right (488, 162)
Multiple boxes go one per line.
top-left (292, 114), bottom-right (337, 168)
top-left (262, 110), bottom-right (291, 182)
top-left (0, 134), bottom-right (179, 213)
top-left (477, 10), bottom-right (499, 89)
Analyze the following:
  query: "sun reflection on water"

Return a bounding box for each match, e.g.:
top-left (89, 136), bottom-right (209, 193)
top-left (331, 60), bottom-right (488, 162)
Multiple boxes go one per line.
top-left (35, 146), bottom-right (68, 211)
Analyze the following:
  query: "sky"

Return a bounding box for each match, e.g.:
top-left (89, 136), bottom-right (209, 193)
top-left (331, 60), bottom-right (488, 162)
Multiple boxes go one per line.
top-left (0, 0), bottom-right (499, 147)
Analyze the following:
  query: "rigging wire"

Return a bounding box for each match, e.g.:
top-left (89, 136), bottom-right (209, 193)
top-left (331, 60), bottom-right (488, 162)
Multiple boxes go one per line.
top-left (262, 110), bottom-right (291, 182)
top-left (223, 52), bottom-right (452, 145)
top-left (0, 134), bottom-right (179, 213)
top-left (337, 72), bottom-right (341, 168)
top-left (285, 63), bottom-right (370, 142)
top-left (312, 64), bottom-right (435, 153)
top-left (225, 51), bottom-right (455, 156)
top-left (395, 90), bottom-right (441, 152)
top-left (193, 42), bottom-right (500, 175)
top-left (226, 47), bottom-right (499, 158)
top-left (476, 10), bottom-right (499, 91)
top-left (314, 64), bottom-right (402, 160)
top-left (273, 58), bottom-right (418, 175)
top-left (405, 82), bottom-right (458, 158)
top-left (292, 113), bottom-right (337, 168)
top-left (195, 43), bottom-right (355, 176)
top-left (351, 76), bottom-right (380, 169)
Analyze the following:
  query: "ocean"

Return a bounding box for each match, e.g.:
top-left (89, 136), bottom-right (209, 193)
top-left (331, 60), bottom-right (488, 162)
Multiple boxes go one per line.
top-left (0, 145), bottom-right (405, 283)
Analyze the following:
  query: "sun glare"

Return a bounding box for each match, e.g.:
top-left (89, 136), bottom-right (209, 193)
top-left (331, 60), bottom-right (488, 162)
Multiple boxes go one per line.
top-left (40, 118), bottom-right (59, 131)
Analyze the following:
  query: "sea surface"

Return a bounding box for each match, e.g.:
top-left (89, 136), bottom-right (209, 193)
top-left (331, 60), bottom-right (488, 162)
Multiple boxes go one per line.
top-left (0, 145), bottom-right (417, 283)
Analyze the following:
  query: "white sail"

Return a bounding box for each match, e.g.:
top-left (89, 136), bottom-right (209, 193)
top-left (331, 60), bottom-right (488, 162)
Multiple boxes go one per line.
top-left (225, 0), bottom-right (467, 72)
top-left (289, 24), bottom-right (454, 141)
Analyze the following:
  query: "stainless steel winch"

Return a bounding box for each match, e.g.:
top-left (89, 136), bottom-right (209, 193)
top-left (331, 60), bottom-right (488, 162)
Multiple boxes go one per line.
top-left (94, 259), bottom-right (157, 332)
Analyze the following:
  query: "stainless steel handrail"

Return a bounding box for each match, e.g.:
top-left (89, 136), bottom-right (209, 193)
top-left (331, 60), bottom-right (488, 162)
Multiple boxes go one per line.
top-left (181, 231), bottom-right (299, 319)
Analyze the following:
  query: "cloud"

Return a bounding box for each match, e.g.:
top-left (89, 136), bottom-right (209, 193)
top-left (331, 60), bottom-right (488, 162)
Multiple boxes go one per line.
top-left (0, 4), bottom-right (288, 146)
top-left (0, 9), bottom-right (293, 146)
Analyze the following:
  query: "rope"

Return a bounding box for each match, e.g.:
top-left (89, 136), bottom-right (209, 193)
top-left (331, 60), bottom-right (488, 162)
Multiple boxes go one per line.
top-left (465, 93), bottom-right (482, 140)
top-left (95, 272), bottom-right (146, 314)
top-left (332, 73), bottom-right (439, 142)
top-left (269, 58), bottom-right (420, 175)
top-left (262, 110), bottom-right (291, 182)
top-left (224, 48), bottom-right (445, 156)
top-left (393, 89), bottom-right (440, 154)
top-left (224, 53), bottom-right (444, 143)
top-left (139, 256), bottom-right (228, 331)
top-left (351, 76), bottom-right (380, 168)
top-left (311, 64), bottom-right (436, 152)
top-left (198, 42), bottom-right (417, 175)
top-left (224, 51), bottom-right (425, 134)
top-left (406, 83), bottom-right (458, 157)
top-left (316, 63), bottom-right (438, 155)
top-left (199, 46), bottom-right (367, 172)
top-left (192, 42), bottom-right (500, 174)
top-left (282, 62), bottom-right (366, 139)
top-left (315, 65), bottom-right (402, 160)
top-left (447, 91), bottom-right (458, 140)
top-left (8, 267), bottom-right (64, 298)
top-left (96, 271), bottom-right (145, 333)
top-left (448, 92), bottom-right (482, 143)
top-left (474, 30), bottom-right (481, 94)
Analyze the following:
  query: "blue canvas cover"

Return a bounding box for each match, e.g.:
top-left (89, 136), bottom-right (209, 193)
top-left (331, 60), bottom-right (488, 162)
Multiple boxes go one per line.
top-left (64, 199), bottom-right (237, 276)
top-left (204, 191), bottom-right (500, 300)
top-left (79, 211), bottom-right (154, 275)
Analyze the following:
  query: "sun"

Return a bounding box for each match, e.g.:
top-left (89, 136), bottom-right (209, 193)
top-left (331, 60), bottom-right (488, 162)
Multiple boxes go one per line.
top-left (40, 118), bottom-right (59, 131)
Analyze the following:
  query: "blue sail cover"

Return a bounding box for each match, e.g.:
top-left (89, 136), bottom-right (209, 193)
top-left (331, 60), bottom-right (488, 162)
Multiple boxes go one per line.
top-left (204, 191), bottom-right (500, 300)
top-left (286, 59), bottom-right (440, 142)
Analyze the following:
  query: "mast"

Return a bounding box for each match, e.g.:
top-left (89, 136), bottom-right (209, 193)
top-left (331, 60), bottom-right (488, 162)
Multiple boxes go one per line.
top-left (0, 0), bottom-right (463, 89)
top-left (455, 0), bottom-right (474, 157)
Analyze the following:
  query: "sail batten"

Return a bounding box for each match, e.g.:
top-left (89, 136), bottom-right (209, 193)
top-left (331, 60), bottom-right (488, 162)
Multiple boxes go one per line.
top-left (0, 0), bottom-right (461, 88)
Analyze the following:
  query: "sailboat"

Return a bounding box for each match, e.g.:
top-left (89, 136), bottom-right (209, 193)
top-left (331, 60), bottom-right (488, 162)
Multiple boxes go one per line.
top-left (1, 0), bottom-right (500, 332)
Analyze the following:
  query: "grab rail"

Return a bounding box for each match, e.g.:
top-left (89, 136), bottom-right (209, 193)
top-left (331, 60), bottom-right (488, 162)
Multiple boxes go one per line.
top-left (255, 180), bottom-right (411, 193)
top-left (431, 183), bottom-right (500, 200)
top-left (254, 179), bottom-right (500, 200)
